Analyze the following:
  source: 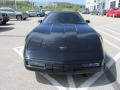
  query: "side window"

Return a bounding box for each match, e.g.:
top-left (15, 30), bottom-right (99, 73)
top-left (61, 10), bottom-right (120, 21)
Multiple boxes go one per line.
top-left (0, 9), bottom-right (5, 12)
top-left (6, 9), bottom-right (15, 12)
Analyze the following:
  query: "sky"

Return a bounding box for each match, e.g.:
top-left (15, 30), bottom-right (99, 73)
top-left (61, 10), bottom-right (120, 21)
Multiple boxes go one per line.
top-left (27, 0), bottom-right (85, 5)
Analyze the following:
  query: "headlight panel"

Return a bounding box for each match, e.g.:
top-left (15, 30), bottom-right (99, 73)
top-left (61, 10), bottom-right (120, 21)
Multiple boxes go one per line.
top-left (28, 60), bottom-right (45, 68)
top-left (27, 38), bottom-right (43, 50)
top-left (81, 63), bottom-right (100, 67)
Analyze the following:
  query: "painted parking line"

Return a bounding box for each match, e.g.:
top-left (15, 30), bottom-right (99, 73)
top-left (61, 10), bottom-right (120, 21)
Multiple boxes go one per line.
top-left (77, 71), bottom-right (103, 90)
top-left (67, 74), bottom-right (76, 90)
top-left (104, 26), bottom-right (120, 33)
top-left (96, 28), bottom-right (120, 41)
top-left (95, 27), bottom-right (120, 49)
top-left (99, 27), bottom-right (120, 35)
top-left (40, 73), bottom-right (67, 90)
top-left (13, 46), bottom-right (24, 58)
top-left (91, 21), bottom-right (120, 28)
top-left (103, 39), bottom-right (120, 50)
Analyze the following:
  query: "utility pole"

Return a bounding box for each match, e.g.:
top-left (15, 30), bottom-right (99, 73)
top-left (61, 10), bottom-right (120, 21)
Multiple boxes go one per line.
top-left (3, 0), bottom-right (5, 7)
top-left (32, 0), bottom-right (34, 9)
top-left (15, 0), bottom-right (17, 9)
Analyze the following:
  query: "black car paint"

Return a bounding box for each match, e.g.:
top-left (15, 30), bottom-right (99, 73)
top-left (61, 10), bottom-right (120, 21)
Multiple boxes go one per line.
top-left (24, 12), bottom-right (104, 74)
top-left (0, 13), bottom-right (9, 24)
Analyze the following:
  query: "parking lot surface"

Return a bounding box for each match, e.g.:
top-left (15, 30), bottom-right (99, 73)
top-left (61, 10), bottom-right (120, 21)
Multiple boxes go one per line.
top-left (0, 15), bottom-right (120, 90)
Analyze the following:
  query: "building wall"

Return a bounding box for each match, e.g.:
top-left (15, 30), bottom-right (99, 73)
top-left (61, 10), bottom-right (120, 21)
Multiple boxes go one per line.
top-left (86, 0), bottom-right (120, 10)
top-left (97, 0), bottom-right (106, 9)
top-left (85, 0), bottom-right (97, 11)
top-left (103, 0), bottom-right (120, 9)
top-left (85, 0), bottom-right (106, 11)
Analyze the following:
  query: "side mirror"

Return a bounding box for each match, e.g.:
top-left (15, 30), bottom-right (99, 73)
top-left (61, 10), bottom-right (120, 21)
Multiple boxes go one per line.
top-left (38, 20), bottom-right (42, 23)
top-left (86, 20), bottom-right (90, 23)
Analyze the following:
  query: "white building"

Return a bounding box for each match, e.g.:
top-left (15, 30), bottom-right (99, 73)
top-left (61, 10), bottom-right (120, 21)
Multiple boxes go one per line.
top-left (86, 0), bottom-right (120, 10)
top-left (105, 0), bottom-right (120, 9)
top-left (85, 0), bottom-right (97, 11)
top-left (85, 0), bottom-right (106, 11)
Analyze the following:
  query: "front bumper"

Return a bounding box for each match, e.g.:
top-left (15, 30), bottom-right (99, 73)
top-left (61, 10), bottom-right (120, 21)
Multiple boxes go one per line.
top-left (24, 60), bottom-right (104, 74)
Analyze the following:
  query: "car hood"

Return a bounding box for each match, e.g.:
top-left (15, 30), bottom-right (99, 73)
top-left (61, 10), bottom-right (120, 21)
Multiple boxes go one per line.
top-left (15, 11), bottom-right (27, 14)
top-left (24, 24), bottom-right (104, 63)
top-left (15, 11), bottom-right (22, 14)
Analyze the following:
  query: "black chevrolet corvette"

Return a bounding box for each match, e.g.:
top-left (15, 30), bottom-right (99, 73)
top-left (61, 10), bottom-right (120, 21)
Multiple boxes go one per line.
top-left (24, 11), bottom-right (105, 74)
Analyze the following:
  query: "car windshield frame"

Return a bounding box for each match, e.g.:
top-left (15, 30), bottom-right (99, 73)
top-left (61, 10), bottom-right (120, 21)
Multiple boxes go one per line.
top-left (42, 12), bottom-right (86, 24)
top-left (4, 9), bottom-right (15, 12)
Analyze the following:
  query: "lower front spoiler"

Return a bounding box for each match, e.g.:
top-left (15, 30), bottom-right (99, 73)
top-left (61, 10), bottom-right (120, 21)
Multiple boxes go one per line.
top-left (25, 64), bottom-right (104, 74)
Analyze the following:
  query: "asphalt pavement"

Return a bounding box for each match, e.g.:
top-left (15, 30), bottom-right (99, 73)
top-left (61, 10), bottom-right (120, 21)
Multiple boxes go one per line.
top-left (0, 15), bottom-right (120, 90)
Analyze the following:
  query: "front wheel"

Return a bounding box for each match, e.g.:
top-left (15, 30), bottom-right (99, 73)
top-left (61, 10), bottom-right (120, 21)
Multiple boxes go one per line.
top-left (112, 14), bottom-right (116, 18)
top-left (16, 15), bottom-right (22, 21)
top-left (37, 14), bottom-right (41, 17)
top-left (1, 21), bottom-right (6, 25)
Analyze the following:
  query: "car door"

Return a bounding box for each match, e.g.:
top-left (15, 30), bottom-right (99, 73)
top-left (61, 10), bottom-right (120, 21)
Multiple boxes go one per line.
top-left (114, 8), bottom-right (120, 16)
top-left (5, 9), bottom-right (16, 19)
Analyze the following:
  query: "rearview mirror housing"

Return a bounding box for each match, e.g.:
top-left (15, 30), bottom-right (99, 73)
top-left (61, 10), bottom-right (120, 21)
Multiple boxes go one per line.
top-left (38, 20), bottom-right (42, 23)
top-left (86, 20), bottom-right (90, 23)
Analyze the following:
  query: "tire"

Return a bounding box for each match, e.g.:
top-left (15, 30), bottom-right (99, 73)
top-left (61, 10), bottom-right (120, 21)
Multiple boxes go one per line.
top-left (106, 13), bottom-right (109, 17)
top-left (16, 15), bottom-right (22, 21)
top-left (37, 14), bottom-right (41, 17)
top-left (1, 21), bottom-right (6, 25)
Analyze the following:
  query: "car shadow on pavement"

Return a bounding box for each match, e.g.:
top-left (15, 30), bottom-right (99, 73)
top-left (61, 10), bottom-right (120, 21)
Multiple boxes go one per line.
top-left (10, 19), bottom-right (31, 21)
top-left (0, 23), bottom-right (14, 26)
top-left (104, 54), bottom-right (117, 83)
top-left (0, 27), bottom-right (14, 32)
top-left (35, 54), bottom-right (117, 88)
top-left (89, 54), bottom-right (117, 87)
top-left (35, 72), bottom-right (69, 87)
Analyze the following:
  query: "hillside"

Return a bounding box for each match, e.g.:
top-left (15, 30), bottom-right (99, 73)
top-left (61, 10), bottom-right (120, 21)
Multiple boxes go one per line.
top-left (0, 1), bottom-right (84, 11)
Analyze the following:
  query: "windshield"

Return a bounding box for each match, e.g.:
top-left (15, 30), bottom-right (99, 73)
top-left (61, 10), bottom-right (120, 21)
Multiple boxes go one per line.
top-left (42, 12), bottom-right (86, 24)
